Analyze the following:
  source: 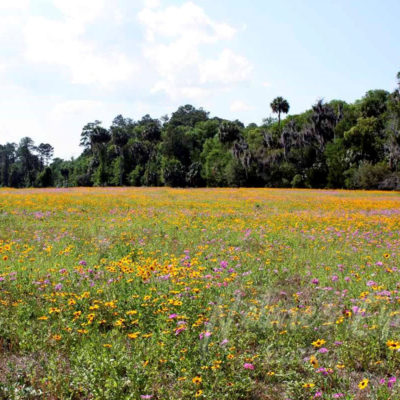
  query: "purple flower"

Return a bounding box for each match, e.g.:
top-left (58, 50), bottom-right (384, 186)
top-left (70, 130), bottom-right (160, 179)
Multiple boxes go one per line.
top-left (168, 313), bottom-right (177, 319)
top-left (388, 376), bottom-right (396, 388)
top-left (79, 260), bottom-right (87, 266)
top-left (54, 283), bottom-right (63, 291)
top-left (331, 275), bottom-right (339, 281)
top-left (311, 278), bottom-right (319, 285)
top-left (175, 327), bottom-right (186, 335)
top-left (318, 347), bottom-right (328, 353)
top-left (140, 396), bottom-right (153, 399)
top-left (332, 394), bottom-right (344, 398)
top-left (243, 363), bottom-right (254, 370)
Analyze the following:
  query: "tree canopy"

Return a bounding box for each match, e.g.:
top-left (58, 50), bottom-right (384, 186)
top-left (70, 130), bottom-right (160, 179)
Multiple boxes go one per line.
top-left (1, 71), bottom-right (400, 190)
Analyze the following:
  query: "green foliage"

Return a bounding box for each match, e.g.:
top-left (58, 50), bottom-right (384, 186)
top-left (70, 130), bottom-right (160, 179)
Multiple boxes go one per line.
top-left (358, 89), bottom-right (389, 118)
top-left (270, 97), bottom-right (290, 127)
top-left (35, 167), bottom-right (53, 187)
top-left (2, 70), bottom-right (400, 190)
top-left (345, 162), bottom-right (390, 189)
top-left (161, 157), bottom-right (186, 187)
top-left (201, 138), bottom-right (232, 186)
top-left (344, 117), bottom-right (383, 163)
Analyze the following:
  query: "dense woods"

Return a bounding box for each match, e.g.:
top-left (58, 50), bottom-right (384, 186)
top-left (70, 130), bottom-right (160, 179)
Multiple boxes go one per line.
top-left (1, 72), bottom-right (400, 190)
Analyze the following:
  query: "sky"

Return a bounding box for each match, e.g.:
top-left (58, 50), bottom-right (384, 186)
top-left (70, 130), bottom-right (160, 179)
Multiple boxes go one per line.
top-left (0, 0), bottom-right (399, 159)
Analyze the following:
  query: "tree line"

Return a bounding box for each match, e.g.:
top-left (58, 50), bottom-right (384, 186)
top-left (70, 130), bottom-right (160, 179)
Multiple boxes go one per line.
top-left (1, 72), bottom-right (400, 190)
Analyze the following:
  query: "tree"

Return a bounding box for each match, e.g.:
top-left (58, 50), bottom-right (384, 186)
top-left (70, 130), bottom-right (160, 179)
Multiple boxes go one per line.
top-left (84, 122), bottom-right (111, 186)
top-left (111, 120), bottom-right (130, 186)
top-left (218, 121), bottom-right (241, 144)
top-left (168, 105), bottom-right (209, 128)
top-left (359, 89), bottom-right (389, 118)
top-left (37, 143), bottom-right (54, 166)
top-left (0, 143), bottom-right (16, 187)
top-left (161, 158), bottom-right (186, 187)
top-left (344, 117), bottom-right (382, 164)
top-left (270, 97), bottom-right (290, 128)
top-left (17, 137), bottom-right (40, 186)
top-left (309, 100), bottom-right (338, 152)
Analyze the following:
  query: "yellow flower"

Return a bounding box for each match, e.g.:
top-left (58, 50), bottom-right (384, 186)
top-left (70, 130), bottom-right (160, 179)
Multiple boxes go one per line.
top-left (358, 379), bottom-right (368, 390)
top-left (311, 339), bottom-right (326, 348)
top-left (194, 389), bottom-right (203, 397)
top-left (302, 383), bottom-right (315, 388)
top-left (192, 376), bottom-right (202, 385)
top-left (309, 355), bottom-right (318, 368)
top-left (387, 340), bottom-right (400, 350)
top-left (127, 331), bottom-right (140, 339)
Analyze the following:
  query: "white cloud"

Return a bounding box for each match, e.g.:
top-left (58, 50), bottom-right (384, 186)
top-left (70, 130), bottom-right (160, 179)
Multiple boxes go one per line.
top-left (22, 2), bottom-right (137, 88)
top-left (143, 0), bottom-right (161, 10)
top-left (0, 0), bottom-right (29, 10)
top-left (200, 49), bottom-right (252, 84)
top-left (138, 2), bottom-right (235, 43)
top-left (138, 1), bottom-right (251, 100)
top-left (230, 100), bottom-right (251, 112)
top-left (52, 100), bottom-right (105, 118)
top-left (0, 0), bottom-right (259, 159)
top-left (52, 0), bottom-right (106, 24)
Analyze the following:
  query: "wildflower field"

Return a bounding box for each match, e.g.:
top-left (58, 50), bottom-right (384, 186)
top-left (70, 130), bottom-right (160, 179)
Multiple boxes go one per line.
top-left (1, 187), bottom-right (400, 400)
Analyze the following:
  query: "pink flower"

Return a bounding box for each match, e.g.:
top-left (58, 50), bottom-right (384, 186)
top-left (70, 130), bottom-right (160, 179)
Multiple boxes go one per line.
top-left (243, 363), bottom-right (254, 370)
top-left (388, 376), bottom-right (396, 388)
top-left (175, 326), bottom-right (186, 335)
top-left (318, 347), bottom-right (328, 353)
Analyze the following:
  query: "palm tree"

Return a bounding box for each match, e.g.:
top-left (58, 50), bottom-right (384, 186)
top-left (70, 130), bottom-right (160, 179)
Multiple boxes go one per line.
top-left (270, 97), bottom-right (290, 129)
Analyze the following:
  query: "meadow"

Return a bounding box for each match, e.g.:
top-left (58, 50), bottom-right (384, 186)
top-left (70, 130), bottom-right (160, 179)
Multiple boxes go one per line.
top-left (0, 187), bottom-right (400, 400)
